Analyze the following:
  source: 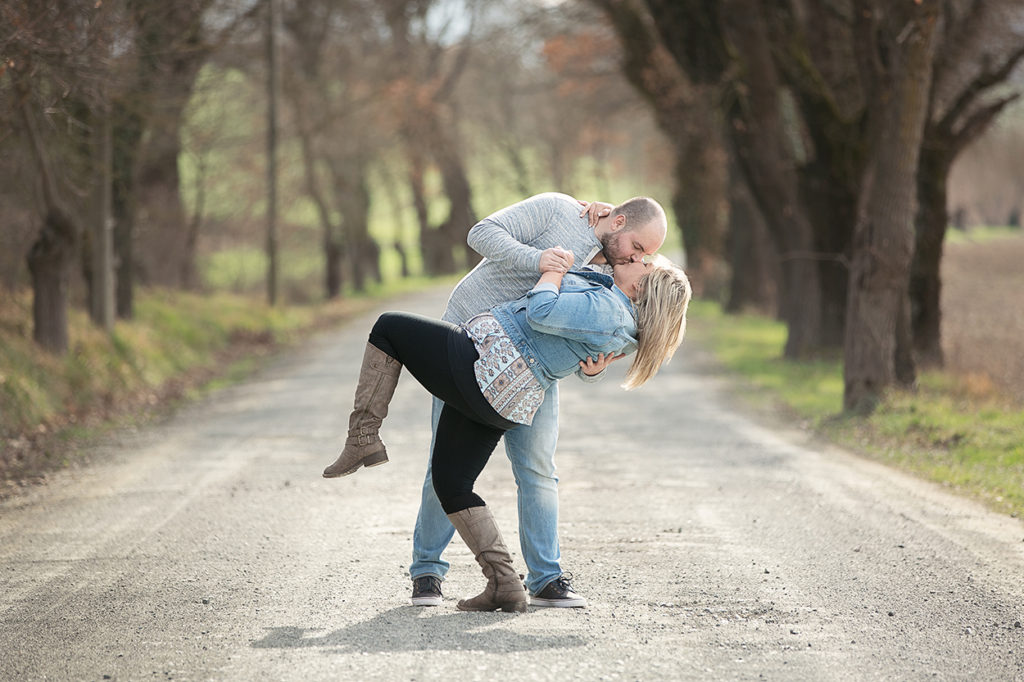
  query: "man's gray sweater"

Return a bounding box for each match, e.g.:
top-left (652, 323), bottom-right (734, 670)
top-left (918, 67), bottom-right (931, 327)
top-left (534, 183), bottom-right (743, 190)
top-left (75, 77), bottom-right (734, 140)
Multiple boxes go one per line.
top-left (442, 192), bottom-right (605, 325)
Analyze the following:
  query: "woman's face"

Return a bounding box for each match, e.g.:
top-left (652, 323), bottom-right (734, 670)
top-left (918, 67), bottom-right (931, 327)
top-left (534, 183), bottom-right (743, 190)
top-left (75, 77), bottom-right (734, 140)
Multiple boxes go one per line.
top-left (613, 259), bottom-right (653, 300)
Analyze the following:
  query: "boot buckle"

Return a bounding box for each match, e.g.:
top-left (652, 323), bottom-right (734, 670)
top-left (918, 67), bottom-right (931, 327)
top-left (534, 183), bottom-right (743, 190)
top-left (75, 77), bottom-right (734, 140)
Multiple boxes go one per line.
top-left (351, 431), bottom-right (377, 446)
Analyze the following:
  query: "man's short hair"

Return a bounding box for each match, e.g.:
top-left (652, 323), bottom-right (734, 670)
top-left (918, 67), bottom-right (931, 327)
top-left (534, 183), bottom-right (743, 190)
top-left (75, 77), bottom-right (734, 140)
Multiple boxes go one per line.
top-left (613, 197), bottom-right (666, 232)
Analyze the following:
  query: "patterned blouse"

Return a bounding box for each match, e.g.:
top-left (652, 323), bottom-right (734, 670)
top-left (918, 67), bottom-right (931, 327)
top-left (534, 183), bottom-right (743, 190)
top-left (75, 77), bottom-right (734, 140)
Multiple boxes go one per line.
top-left (463, 313), bottom-right (546, 426)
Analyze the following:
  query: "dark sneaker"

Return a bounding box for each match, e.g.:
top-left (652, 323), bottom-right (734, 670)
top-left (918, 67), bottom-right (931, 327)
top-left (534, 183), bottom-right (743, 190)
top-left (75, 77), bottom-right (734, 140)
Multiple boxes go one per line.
top-left (410, 575), bottom-right (443, 606)
top-left (530, 573), bottom-right (587, 608)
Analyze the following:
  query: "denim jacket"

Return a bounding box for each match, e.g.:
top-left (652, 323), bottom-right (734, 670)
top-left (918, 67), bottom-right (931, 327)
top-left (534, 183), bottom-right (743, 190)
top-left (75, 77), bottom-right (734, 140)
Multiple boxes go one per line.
top-left (489, 270), bottom-right (638, 390)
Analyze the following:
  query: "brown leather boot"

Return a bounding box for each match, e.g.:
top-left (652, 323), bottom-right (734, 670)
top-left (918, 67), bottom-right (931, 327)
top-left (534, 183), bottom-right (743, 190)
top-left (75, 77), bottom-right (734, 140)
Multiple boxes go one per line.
top-left (447, 506), bottom-right (529, 613)
top-left (323, 343), bottom-right (402, 478)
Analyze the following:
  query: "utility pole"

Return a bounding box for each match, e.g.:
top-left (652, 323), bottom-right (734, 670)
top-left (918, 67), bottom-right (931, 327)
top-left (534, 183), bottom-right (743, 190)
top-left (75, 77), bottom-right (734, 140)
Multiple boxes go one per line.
top-left (265, 0), bottom-right (280, 306)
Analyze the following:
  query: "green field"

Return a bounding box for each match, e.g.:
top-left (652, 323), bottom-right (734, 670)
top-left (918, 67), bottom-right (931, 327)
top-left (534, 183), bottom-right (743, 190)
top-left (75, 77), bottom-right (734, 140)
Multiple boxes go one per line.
top-left (686, 300), bottom-right (1024, 518)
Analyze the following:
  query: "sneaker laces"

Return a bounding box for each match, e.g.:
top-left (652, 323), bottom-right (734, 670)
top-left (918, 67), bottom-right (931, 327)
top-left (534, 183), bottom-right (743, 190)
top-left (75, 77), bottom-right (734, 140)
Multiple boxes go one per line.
top-left (413, 575), bottom-right (441, 593)
top-left (551, 572), bottom-right (576, 595)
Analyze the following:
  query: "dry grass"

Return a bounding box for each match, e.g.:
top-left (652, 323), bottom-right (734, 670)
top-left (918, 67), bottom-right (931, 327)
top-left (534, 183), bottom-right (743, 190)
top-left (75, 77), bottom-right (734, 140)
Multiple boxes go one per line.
top-left (941, 232), bottom-right (1024, 402)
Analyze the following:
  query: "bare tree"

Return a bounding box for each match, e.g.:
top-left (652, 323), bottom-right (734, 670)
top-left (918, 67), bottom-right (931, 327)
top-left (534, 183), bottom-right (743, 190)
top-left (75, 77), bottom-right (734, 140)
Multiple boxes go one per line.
top-left (105, 0), bottom-right (259, 316)
top-left (2, 0), bottom-right (116, 352)
top-left (629, 0), bottom-right (824, 357)
top-left (592, 0), bottom-right (731, 298)
top-left (382, 0), bottom-right (479, 276)
top-left (911, 1), bottom-right (1024, 366)
top-left (264, 0), bottom-right (280, 305)
top-left (602, 0), bottom-right (1024, 406)
top-left (280, 0), bottom-right (391, 295)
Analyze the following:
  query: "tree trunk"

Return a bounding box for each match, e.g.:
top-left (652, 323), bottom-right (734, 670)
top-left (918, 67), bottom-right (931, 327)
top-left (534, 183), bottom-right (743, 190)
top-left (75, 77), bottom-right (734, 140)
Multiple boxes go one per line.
top-left (777, 0), bottom-right (869, 351)
top-left (725, 171), bottom-right (778, 314)
top-left (342, 180), bottom-right (373, 292)
top-left (413, 108), bottom-right (476, 275)
top-left (136, 117), bottom-right (189, 287)
top-left (435, 134), bottom-right (478, 271)
top-left (89, 109), bottom-right (115, 331)
top-left (112, 103), bottom-right (144, 320)
top-left (290, 76), bottom-right (345, 299)
top-left (407, 154), bottom-right (444, 276)
top-left (594, 0), bottom-right (729, 287)
top-left (672, 103), bottom-right (728, 297)
top-left (132, 3), bottom-right (211, 290)
top-left (325, 241), bottom-right (344, 298)
top-left (843, 1), bottom-right (938, 413)
top-left (798, 155), bottom-right (858, 349)
top-left (265, 0), bottom-right (280, 305)
top-left (327, 154), bottom-right (375, 292)
top-left (406, 141), bottom-right (458, 277)
top-left (894, 292), bottom-right (916, 388)
top-left (18, 87), bottom-right (81, 354)
top-left (910, 142), bottom-right (951, 367)
top-left (181, 153), bottom-right (205, 292)
top-left (27, 212), bottom-right (76, 354)
top-left (718, 1), bottom-right (822, 357)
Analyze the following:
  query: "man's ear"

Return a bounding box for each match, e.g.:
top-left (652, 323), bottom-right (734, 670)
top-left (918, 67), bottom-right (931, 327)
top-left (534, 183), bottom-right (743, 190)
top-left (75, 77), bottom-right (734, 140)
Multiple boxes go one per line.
top-left (610, 214), bottom-right (626, 232)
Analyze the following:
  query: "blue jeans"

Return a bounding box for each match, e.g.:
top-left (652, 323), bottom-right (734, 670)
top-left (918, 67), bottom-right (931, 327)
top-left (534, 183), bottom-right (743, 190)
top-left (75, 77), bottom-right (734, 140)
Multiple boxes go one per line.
top-left (409, 384), bottom-right (562, 594)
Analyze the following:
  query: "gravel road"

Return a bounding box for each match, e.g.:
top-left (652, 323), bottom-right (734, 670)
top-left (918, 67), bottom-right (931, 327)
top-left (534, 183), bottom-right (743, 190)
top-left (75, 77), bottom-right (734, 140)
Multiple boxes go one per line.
top-left (2, 286), bottom-right (1023, 681)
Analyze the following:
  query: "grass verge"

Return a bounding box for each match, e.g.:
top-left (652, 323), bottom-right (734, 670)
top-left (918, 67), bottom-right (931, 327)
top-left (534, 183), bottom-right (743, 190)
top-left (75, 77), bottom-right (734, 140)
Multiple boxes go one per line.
top-left (0, 276), bottom-right (451, 492)
top-left (686, 300), bottom-right (1024, 518)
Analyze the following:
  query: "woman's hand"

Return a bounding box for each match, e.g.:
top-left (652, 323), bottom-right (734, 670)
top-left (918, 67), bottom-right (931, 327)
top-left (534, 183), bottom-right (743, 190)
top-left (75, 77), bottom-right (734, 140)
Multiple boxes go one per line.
top-left (578, 200), bottom-right (613, 227)
top-left (579, 352), bottom-right (625, 376)
top-left (539, 247), bottom-right (574, 273)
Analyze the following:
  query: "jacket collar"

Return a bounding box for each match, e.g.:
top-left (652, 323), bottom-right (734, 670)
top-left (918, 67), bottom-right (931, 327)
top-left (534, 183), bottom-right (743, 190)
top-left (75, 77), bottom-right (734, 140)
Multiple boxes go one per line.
top-left (570, 269), bottom-right (637, 319)
top-left (571, 269), bottom-right (614, 287)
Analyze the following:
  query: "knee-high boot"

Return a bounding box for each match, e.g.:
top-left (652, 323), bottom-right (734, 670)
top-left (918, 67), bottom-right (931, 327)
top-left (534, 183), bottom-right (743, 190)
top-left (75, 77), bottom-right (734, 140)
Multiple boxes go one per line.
top-left (323, 343), bottom-right (402, 478)
top-left (447, 505), bottom-right (529, 613)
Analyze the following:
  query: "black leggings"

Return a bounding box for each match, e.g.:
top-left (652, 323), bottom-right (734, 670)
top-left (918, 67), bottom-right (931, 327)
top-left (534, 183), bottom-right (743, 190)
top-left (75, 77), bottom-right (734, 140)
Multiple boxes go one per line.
top-left (368, 312), bottom-right (517, 514)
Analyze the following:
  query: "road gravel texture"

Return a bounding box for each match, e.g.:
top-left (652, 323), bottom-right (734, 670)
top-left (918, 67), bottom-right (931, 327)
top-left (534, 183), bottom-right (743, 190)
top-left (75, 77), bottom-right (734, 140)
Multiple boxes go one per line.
top-left (2, 286), bottom-right (1023, 681)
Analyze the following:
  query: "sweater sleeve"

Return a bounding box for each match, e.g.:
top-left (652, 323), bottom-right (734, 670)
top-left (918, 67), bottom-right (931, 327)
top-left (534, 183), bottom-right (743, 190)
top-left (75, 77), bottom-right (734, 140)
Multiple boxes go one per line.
top-left (466, 195), bottom-right (558, 272)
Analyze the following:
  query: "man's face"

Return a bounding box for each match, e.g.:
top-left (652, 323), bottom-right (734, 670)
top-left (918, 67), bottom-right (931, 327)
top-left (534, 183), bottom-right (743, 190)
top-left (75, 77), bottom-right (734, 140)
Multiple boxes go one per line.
top-left (600, 221), bottom-right (665, 265)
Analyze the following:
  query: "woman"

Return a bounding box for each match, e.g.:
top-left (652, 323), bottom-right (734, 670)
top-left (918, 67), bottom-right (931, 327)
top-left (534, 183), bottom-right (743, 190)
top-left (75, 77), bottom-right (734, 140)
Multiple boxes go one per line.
top-left (322, 253), bottom-right (691, 612)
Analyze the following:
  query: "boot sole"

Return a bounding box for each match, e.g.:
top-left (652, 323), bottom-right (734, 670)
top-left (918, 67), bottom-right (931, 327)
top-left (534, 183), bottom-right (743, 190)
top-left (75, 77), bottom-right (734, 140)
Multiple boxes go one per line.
top-left (456, 601), bottom-right (528, 613)
top-left (322, 450), bottom-right (388, 478)
top-left (530, 597), bottom-right (587, 608)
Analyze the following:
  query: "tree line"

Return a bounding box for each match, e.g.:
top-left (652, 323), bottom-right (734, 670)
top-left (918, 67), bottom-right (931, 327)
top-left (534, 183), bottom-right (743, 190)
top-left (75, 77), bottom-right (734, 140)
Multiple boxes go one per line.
top-left (3, 0), bottom-right (1024, 415)
top-left (593, 0), bottom-right (1024, 412)
top-left (1, 0), bottom-right (654, 342)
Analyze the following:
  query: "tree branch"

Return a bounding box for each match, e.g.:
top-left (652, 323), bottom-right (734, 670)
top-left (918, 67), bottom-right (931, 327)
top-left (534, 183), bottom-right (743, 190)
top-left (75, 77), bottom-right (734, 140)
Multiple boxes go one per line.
top-left (940, 42), bottom-right (1024, 132)
top-left (433, 10), bottom-right (477, 103)
top-left (950, 93), bottom-right (1021, 157)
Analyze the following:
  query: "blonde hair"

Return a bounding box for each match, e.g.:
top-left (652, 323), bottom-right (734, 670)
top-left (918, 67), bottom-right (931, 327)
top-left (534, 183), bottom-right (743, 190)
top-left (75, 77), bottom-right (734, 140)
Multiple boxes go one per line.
top-left (623, 257), bottom-right (692, 390)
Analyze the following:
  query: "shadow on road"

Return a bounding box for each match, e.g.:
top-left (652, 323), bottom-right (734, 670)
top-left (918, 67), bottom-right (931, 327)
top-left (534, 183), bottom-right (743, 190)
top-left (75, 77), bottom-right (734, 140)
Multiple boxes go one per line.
top-left (251, 607), bottom-right (586, 653)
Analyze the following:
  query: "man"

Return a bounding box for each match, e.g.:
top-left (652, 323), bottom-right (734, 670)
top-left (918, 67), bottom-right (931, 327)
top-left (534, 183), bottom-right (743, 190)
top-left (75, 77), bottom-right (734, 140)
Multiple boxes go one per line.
top-left (409, 192), bottom-right (668, 608)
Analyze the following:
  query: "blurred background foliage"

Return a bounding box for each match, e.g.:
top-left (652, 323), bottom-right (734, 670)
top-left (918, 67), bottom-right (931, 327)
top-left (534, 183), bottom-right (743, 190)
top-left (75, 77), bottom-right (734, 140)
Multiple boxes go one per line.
top-left (2, 0), bottom-right (1024, 486)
